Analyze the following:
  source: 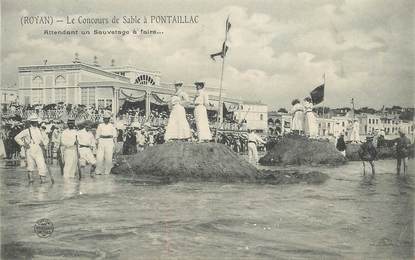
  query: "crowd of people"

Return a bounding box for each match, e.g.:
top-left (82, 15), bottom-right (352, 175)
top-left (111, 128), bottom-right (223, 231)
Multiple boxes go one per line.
top-left (0, 81), bottom-right (269, 183)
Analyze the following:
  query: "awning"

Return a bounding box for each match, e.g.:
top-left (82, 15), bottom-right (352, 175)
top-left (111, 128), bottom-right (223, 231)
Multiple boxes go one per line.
top-left (150, 93), bottom-right (169, 106)
top-left (120, 89), bottom-right (146, 101)
top-left (223, 102), bottom-right (239, 112)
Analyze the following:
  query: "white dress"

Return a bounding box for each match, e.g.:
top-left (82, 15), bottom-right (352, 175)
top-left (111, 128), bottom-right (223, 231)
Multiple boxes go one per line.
top-left (303, 101), bottom-right (318, 138)
top-left (290, 103), bottom-right (304, 131)
top-left (164, 90), bottom-right (192, 140)
top-left (194, 89), bottom-right (212, 141)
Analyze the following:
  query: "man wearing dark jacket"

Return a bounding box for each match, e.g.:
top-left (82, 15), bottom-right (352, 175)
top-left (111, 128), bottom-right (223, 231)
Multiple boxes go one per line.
top-left (336, 134), bottom-right (346, 157)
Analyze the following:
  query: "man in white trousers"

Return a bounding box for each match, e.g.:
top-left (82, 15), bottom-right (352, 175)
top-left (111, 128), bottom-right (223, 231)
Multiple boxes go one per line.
top-left (95, 111), bottom-right (117, 175)
top-left (76, 121), bottom-right (97, 176)
top-left (247, 129), bottom-right (266, 164)
top-left (60, 118), bottom-right (78, 179)
top-left (15, 115), bottom-right (50, 183)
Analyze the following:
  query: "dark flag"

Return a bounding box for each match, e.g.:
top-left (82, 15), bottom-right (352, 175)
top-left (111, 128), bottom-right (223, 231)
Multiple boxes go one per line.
top-left (210, 17), bottom-right (231, 61)
top-left (310, 84), bottom-right (324, 105)
top-left (210, 40), bottom-right (229, 60)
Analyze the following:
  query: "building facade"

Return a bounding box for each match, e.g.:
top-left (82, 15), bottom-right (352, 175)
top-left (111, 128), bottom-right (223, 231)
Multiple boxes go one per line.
top-left (15, 60), bottom-right (268, 132)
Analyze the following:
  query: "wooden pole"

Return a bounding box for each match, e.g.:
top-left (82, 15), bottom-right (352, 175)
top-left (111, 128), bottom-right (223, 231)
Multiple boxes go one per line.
top-left (217, 17), bottom-right (229, 127)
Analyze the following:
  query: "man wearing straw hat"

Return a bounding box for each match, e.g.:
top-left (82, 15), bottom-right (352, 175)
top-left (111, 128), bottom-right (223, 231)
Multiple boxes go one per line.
top-left (14, 114), bottom-right (50, 183)
top-left (95, 111), bottom-right (117, 175)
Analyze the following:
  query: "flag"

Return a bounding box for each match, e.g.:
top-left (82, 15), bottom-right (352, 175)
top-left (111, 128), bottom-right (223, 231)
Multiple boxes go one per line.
top-left (210, 40), bottom-right (230, 60)
top-left (210, 17), bottom-right (231, 61)
top-left (310, 84), bottom-right (324, 105)
top-left (226, 16), bottom-right (231, 32)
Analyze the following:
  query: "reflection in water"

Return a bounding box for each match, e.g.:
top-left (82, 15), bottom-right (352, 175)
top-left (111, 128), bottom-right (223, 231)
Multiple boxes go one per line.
top-left (0, 160), bottom-right (413, 259)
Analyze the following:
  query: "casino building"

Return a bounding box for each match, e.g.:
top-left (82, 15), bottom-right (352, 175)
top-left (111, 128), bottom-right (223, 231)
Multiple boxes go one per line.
top-left (17, 56), bottom-right (268, 132)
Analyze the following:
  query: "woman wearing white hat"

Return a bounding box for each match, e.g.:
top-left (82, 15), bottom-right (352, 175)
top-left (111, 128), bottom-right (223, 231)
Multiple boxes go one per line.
top-left (164, 81), bottom-right (191, 141)
top-left (193, 81), bottom-right (212, 142)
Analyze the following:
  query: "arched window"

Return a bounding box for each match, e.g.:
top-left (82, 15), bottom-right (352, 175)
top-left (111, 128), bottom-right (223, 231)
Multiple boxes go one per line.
top-left (134, 74), bottom-right (155, 85)
top-left (55, 75), bottom-right (66, 86)
top-left (32, 76), bottom-right (43, 88)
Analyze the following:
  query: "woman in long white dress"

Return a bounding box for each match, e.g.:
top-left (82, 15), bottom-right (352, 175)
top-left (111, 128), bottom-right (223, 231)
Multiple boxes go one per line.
top-left (303, 97), bottom-right (318, 138)
top-left (193, 82), bottom-right (212, 142)
top-left (290, 98), bottom-right (304, 135)
top-left (164, 81), bottom-right (192, 141)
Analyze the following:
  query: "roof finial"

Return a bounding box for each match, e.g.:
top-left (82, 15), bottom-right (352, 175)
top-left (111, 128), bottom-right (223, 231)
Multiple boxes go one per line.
top-left (73, 52), bottom-right (80, 63)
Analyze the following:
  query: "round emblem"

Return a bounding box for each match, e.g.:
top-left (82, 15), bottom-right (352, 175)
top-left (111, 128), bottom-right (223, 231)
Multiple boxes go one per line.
top-left (34, 218), bottom-right (54, 238)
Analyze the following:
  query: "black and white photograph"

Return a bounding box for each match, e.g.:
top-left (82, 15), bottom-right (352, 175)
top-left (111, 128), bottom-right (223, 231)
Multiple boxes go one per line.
top-left (0, 0), bottom-right (414, 259)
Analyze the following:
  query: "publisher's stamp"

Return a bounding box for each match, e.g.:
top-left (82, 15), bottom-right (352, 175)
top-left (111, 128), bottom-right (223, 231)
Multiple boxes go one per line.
top-left (34, 218), bottom-right (54, 238)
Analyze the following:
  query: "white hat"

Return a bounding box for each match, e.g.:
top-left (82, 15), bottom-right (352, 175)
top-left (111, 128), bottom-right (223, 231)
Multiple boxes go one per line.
top-left (103, 111), bottom-right (112, 118)
top-left (27, 114), bottom-right (39, 122)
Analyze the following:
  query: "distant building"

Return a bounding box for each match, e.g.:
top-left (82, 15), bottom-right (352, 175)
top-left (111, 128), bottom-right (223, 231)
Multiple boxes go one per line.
top-left (234, 102), bottom-right (268, 133)
top-left (14, 59), bottom-right (269, 132)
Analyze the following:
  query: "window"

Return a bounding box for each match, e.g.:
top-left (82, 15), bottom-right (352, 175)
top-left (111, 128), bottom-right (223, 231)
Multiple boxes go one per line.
top-left (55, 88), bottom-right (66, 103)
top-left (45, 89), bottom-right (53, 104)
top-left (89, 88), bottom-right (95, 106)
top-left (134, 74), bottom-right (155, 85)
top-left (81, 88), bottom-right (88, 105)
top-left (342, 122), bottom-right (345, 127)
top-left (68, 88), bottom-right (75, 104)
top-left (260, 114), bottom-right (263, 120)
top-left (55, 75), bottom-right (66, 86)
top-left (368, 119), bottom-right (371, 124)
top-left (31, 89), bottom-right (43, 104)
top-left (32, 76), bottom-right (43, 88)
top-left (328, 123), bottom-right (331, 128)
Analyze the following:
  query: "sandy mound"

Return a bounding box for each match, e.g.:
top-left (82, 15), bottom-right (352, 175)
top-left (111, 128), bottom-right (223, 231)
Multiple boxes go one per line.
top-left (112, 142), bottom-right (329, 185)
top-left (259, 135), bottom-right (346, 166)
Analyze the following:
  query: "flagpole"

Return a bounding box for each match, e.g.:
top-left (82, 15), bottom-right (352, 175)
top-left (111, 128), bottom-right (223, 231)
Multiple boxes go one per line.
top-left (217, 18), bottom-right (229, 127)
top-left (322, 73), bottom-right (326, 119)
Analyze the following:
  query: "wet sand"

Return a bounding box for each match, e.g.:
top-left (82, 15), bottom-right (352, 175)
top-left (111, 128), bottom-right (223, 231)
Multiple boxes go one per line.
top-left (1, 159), bottom-right (413, 259)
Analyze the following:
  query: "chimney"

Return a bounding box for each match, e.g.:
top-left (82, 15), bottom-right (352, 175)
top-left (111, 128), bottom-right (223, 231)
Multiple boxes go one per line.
top-left (73, 52), bottom-right (80, 63)
top-left (93, 56), bottom-right (99, 66)
top-left (111, 59), bottom-right (115, 67)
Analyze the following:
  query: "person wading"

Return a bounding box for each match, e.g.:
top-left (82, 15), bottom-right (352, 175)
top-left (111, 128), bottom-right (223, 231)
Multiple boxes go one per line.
top-left (336, 133), bottom-right (347, 157)
top-left (77, 121), bottom-right (97, 176)
top-left (96, 111), bottom-right (117, 175)
top-left (358, 136), bottom-right (377, 175)
top-left (14, 115), bottom-right (50, 183)
top-left (396, 129), bottom-right (411, 176)
top-left (61, 118), bottom-right (78, 179)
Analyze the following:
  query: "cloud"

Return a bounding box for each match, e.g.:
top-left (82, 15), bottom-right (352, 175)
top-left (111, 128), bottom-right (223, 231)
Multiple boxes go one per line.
top-left (1, 0), bottom-right (413, 109)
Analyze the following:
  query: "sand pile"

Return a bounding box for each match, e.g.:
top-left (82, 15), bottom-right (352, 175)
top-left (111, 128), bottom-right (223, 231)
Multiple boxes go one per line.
top-left (259, 135), bottom-right (346, 166)
top-left (112, 142), bottom-right (329, 185)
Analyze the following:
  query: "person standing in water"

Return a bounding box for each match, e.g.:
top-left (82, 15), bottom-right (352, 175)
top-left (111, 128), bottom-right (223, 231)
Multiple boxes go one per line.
top-left (193, 81), bottom-right (212, 143)
top-left (14, 115), bottom-right (50, 183)
top-left (164, 81), bottom-right (192, 142)
top-left (96, 111), bottom-right (117, 175)
top-left (396, 129), bottom-right (411, 176)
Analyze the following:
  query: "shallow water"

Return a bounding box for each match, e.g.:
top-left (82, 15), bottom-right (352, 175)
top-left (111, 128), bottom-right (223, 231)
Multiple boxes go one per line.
top-left (1, 159), bottom-right (413, 259)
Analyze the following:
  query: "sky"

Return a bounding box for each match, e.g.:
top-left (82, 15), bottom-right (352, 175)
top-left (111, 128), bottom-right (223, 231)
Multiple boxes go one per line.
top-left (1, 0), bottom-right (414, 110)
